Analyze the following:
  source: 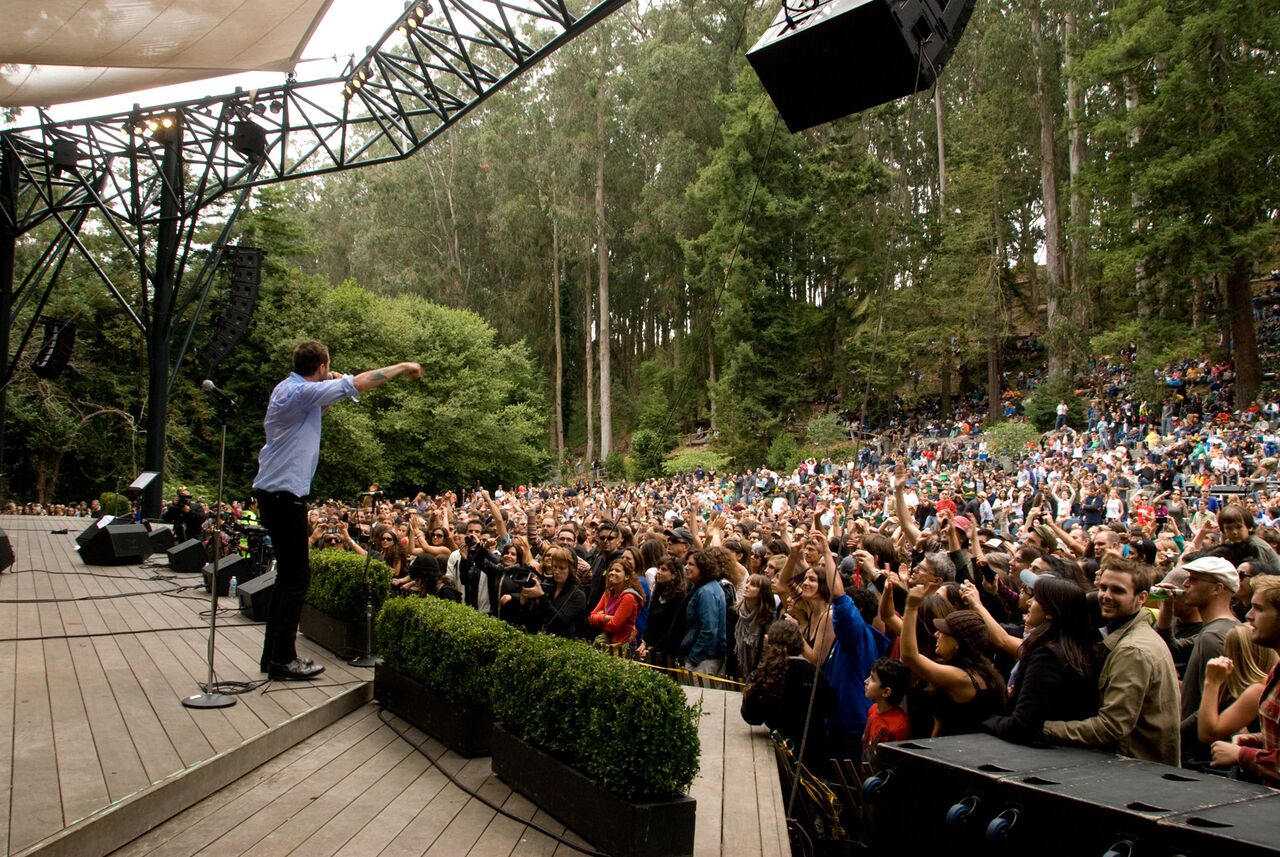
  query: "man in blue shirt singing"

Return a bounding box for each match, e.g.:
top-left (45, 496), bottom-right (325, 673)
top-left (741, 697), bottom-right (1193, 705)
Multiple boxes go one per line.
top-left (253, 340), bottom-right (421, 680)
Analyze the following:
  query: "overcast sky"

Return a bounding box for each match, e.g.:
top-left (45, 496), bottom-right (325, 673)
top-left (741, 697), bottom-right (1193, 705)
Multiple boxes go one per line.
top-left (12, 0), bottom-right (413, 126)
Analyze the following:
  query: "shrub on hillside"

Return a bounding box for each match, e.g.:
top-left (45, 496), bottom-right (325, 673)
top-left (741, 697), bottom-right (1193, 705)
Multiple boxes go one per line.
top-left (663, 449), bottom-right (728, 476)
top-left (806, 412), bottom-right (848, 448)
top-left (984, 420), bottom-right (1041, 459)
top-left (1024, 375), bottom-right (1084, 432)
top-left (767, 431), bottom-right (799, 472)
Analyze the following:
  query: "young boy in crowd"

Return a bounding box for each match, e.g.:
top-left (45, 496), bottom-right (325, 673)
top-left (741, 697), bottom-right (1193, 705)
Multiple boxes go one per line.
top-left (862, 657), bottom-right (912, 769)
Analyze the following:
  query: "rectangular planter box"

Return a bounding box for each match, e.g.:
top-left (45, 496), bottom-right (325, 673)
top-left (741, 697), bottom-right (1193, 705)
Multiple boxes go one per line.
top-left (490, 723), bottom-right (695, 857)
top-left (373, 664), bottom-right (493, 757)
top-left (299, 603), bottom-right (372, 659)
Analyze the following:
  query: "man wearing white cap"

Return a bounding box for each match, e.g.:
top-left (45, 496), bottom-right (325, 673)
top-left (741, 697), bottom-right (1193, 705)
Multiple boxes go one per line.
top-left (1174, 555), bottom-right (1240, 766)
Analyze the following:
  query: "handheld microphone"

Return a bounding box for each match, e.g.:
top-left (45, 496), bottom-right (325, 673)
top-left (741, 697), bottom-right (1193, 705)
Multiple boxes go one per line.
top-left (201, 379), bottom-right (238, 409)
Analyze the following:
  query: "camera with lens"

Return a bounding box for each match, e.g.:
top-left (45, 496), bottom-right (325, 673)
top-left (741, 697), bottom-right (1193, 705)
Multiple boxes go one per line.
top-left (508, 568), bottom-right (536, 588)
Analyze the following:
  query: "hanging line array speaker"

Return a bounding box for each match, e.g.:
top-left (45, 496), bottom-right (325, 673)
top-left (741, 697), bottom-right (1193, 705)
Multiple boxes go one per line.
top-left (32, 317), bottom-right (76, 379)
top-left (198, 246), bottom-right (265, 371)
top-left (747, 0), bottom-right (978, 132)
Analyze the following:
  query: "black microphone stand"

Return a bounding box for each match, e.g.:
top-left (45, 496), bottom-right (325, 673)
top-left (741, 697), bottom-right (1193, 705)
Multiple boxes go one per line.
top-left (183, 395), bottom-right (237, 709)
top-left (349, 489), bottom-right (383, 667)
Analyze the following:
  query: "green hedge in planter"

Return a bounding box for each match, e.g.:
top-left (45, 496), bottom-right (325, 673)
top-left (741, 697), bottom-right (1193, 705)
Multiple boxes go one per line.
top-left (306, 549), bottom-right (393, 623)
top-left (492, 634), bottom-right (701, 803)
top-left (376, 596), bottom-right (518, 707)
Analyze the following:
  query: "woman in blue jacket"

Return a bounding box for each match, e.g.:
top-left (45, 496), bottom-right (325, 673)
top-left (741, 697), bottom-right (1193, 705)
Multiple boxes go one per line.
top-left (681, 551), bottom-right (727, 675)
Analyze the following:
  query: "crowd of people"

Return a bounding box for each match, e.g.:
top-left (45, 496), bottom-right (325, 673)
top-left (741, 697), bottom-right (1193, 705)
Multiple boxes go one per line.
top-left (8, 347), bottom-right (1280, 791)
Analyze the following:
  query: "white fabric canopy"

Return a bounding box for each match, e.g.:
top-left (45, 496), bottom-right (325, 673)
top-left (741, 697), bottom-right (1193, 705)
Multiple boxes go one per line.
top-left (1, 0), bottom-right (338, 107)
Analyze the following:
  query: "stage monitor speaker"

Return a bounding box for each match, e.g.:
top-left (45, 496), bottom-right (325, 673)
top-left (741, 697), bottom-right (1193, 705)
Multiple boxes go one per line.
top-left (166, 538), bottom-right (207, 573)
top-left (237, 570), bottom-right (276, 620)
top-left (147, 525), bottom-right (175, 552)
top-left (203, 554), bottom-right (252, 597)
top-left (0, 527), bottom-right (14, 572)
top-left (748, 0), bottom-right (978, 132)
top-left (76, 520), bottom-right (153, 565)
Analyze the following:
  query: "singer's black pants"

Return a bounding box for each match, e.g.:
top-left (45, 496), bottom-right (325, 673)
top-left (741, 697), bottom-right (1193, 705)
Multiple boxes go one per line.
top-left (255, 490), bottom-right (310, 669)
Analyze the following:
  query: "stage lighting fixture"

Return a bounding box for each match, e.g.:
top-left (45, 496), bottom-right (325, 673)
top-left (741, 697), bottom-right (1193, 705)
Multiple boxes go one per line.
top-left (126, 112), bottom-right (179, 141)
top-left (269, 100), bottom-right (283, 114)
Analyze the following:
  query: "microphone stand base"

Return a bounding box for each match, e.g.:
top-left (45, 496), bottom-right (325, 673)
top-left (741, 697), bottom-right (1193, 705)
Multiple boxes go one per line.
top-left (182, 691), bottom-right (237, 709)
top-left (348, 654), bottom-right (381, 668)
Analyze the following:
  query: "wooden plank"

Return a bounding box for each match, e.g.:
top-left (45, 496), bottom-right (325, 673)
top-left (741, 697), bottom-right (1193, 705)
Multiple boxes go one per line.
top-left (111, 704), bottom-right (389, 857)
top-left (240, 723), bottom-right (426, 857)
top-left (688, 687), bottom-right (725, 857)
top-left (378, 756), bottom-right (492, 857)
top-left (751, 728), bottom-right (788, 857)
top-left (8, 636), bottom-right (63, 854)
top-left (44, 637), bottom-right (111, 827)
top-left (721, 696), bottom-right (763, 857)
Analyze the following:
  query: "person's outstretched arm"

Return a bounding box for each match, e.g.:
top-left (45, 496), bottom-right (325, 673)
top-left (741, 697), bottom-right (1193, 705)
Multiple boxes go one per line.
top-left (353, 362), bottom-right (422, 393)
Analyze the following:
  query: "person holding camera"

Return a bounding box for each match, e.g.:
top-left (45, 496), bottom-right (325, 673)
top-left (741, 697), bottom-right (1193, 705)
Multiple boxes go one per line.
top-left (495, 537), bottom-right (537, 625)
top-left (520, 545), bottom-right (587, 637)
top-left (162, 487), bottom-right (206, 543)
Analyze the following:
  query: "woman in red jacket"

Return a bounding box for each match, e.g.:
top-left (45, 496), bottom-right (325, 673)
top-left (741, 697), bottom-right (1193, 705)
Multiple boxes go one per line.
top-left (588, 556), bottom-right (647, 651)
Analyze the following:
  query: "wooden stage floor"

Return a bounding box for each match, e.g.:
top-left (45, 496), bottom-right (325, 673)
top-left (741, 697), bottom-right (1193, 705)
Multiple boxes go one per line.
top-left (0, 517), bottom-right (789, 857)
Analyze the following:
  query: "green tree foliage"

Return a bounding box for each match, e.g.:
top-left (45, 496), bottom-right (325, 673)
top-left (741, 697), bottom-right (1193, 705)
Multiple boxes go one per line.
top-left (984, 422), bottom-right (1042, 459)
top-left (766, 431), bottom-right (799, 473)
top-left (1024, 375), bottom-right (1084, 432)
top-left (806, 412), bottom-right (848, 448)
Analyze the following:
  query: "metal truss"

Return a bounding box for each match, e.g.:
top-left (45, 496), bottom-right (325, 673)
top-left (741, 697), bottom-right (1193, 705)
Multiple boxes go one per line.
top-left (0, 0), bottom-right (628, 511)
top-left (1, 0), bottom-right (626, 233)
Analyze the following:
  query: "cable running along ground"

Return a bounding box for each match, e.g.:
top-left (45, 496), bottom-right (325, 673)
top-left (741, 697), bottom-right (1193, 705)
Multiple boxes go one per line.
top-left (377, 707), bottom-right (611, 857)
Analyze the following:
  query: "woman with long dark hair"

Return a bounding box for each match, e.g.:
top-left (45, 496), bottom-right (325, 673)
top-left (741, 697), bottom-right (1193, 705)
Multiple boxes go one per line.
top-left (638, 555), bottom-right (688, 667)
top-left (733, 573), bottom-right (776, 678)
top-left (740, 619), bottom-right (832, 768)
top-left (902, 584), bottom-right (1006, 737)
top-left (982, 576), bottom-right (1100, 743)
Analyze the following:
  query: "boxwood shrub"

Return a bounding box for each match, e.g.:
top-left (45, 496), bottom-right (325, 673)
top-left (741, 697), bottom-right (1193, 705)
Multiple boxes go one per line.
top-left (492, 633), bottom-right (701, 803)
top-left (306, 549), bottom-right (393, 623)
top-left (376, 595), bottom-right (518, 707)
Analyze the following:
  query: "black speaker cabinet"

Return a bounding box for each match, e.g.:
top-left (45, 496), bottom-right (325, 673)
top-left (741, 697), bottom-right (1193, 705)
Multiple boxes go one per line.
top-left (869, 735), bottom-right (1118, 854)
top-left (0, 527), bottom-right (14, 572)
top-left (166, 538), bottom-right (206, 573)
top-left (202, 554), bottom-right (252, 597)
top-left (981, 758), bottom-right (1276, 857)
top-left (237, 570), bottom-right (276, 621)
top-left (1159, 793), bottom-right (1280, 857)
top-left (748, 0), bottom-right (977, 131)
top-left (147, 524), bottom-right (176, 552)
top-left (76, 520), bottom-right (154, 565)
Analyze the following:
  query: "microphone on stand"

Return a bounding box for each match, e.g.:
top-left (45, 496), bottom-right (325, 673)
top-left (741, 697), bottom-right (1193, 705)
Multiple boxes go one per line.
top-left (201, 379), bottom-right (238, 410)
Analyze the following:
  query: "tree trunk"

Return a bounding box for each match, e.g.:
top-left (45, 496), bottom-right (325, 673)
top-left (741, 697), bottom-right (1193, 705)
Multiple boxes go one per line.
top-left (595, 30), bottom-right (612, 461)
top-left (1064, 9), bottom-right (1089, 332)
top-left (940, 352), bottom-right (953, 419)
top-left (584, 235), bottom-right (595, 468)
top-left (934, 85), bottom-right (947, 214)
top-left (1031, 0), bottom-right (1066, 373)
top-left (551, 214), bottom-right (565, 462)
top-left (1226, 257), bottom-right (1260, 405)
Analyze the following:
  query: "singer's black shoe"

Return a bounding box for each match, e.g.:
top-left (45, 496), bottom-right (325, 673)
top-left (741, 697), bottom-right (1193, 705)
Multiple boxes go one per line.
top-left (260, 656), bottom-right (315, 672)
top-left (267, 659), bottom-right (325, 680)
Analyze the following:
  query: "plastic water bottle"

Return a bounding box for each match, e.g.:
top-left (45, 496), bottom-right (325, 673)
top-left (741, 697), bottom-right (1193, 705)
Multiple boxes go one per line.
top-left (229, 575), bottom-right (238, 597)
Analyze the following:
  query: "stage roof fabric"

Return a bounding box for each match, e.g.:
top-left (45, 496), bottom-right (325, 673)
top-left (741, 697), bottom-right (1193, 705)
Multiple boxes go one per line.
top-left (1, 0), bottom-right (337, 108)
